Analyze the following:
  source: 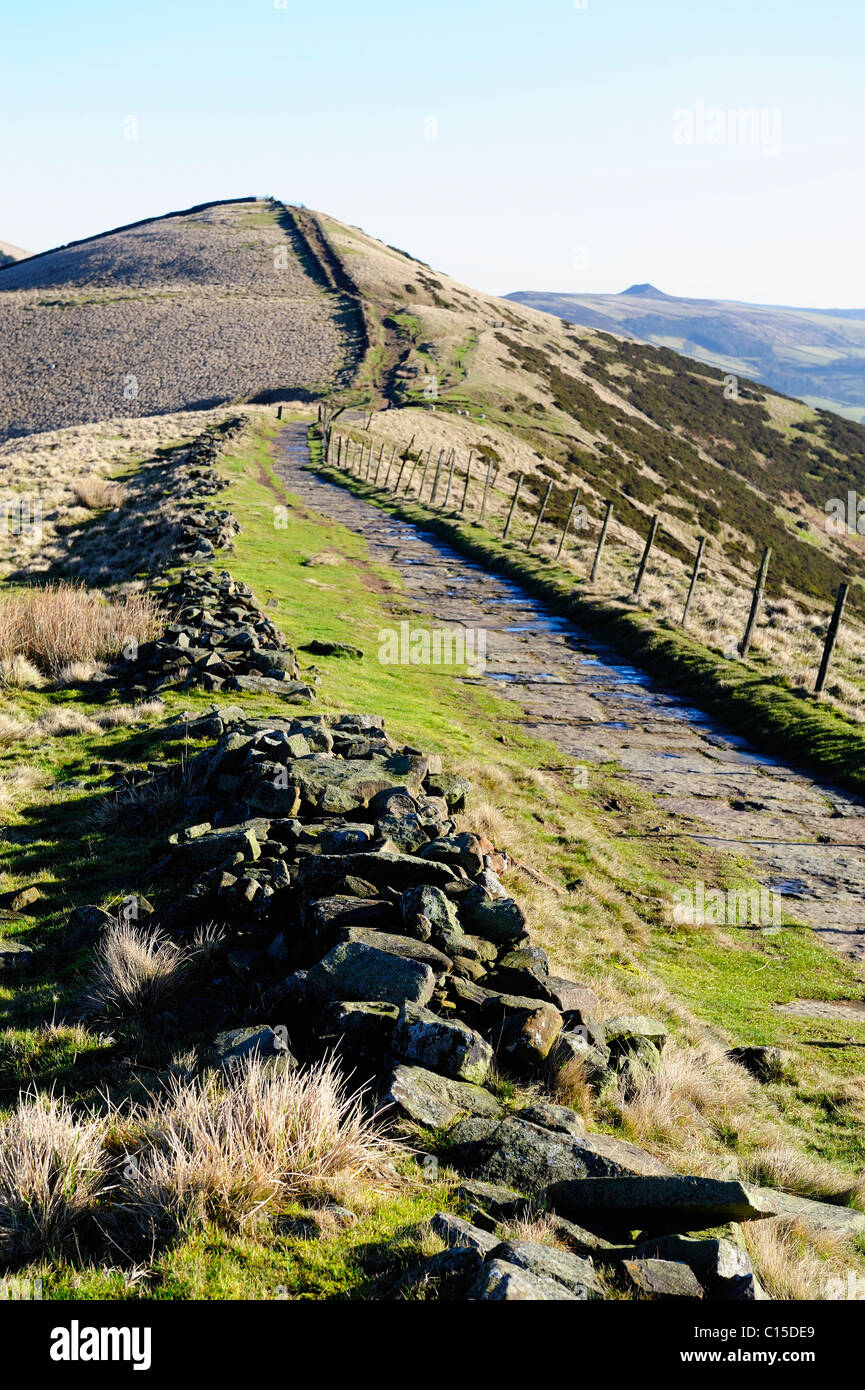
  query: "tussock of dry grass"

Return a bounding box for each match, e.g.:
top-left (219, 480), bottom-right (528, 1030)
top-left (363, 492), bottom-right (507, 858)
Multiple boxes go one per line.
top-left (0, 707), bottom-right (32, 743)
top-left (120, 1057), bottom-right (399, 1236)
top-left (93, 700), bottom-right (163, 728)
top-left (54, 659), bottom-right (107, 685)
top-left (71, 477), bottom-right (126, 509)
top-left (0, 653), bottom-right (45, 689)
top-left (0, 764), bottom-right (47, 812)
top-left (739, 1143), bottom-right (859, 1205)
top-left (86, 761), bottom-right (201, 832)
top-left (547, 1056), bottom-right (598, 1124)
top-left (744, 1217), bottom-right (851, 1301)
top-left (86, 920), bottom-right (226, 1018)
top-left (0, 698), bottom-right (162, 748)
top-left (608, 1040), bottom-right (753, 1158)
top-left (86, 921), bottom-right (193, 1017)
top-left (499, 1210), bottom-right (567, 1248)
top-left (0, 583), bottom-right (157, 678)
top-left (0, 1090), bottom-right (107, 1261)
top-left (37, 708), bottom-right (100, 737)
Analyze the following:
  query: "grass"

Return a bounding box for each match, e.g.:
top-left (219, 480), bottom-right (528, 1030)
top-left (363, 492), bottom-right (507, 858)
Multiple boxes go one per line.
top-left (0, 583), bottom-right (157, 680)
top-left (117, 1056), bottom-right (400, 1241)
top-left (70, 477), bottom-right (126, 510)
top-left (86, 920), bottom-right (200, 1018)
top-left (1, 412), bottom-right (864, 1298)
top-left (0, 1089), bottom-right (108, 1263)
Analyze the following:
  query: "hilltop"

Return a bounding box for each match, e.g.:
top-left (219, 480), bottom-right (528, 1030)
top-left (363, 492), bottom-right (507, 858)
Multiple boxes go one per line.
top-left (6, 198), bottom-right (865, 708)
top-left (0, 199), bottom-right (361, 441)
top-left (506, 285), bottom-right (865, 422)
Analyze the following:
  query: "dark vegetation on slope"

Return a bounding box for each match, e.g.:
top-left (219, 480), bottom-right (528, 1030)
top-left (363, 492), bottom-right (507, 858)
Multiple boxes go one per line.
top-left (506, 287), bottom-right (865, 420)
top-left (498, 333), bottom-right (865, 614)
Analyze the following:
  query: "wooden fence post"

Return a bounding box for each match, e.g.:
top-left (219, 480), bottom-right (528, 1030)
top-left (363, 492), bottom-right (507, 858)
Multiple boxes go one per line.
top-left (460, 452), bottom-right (474, 513)
top-left (404, 454), bottom-right (421, 494)
top-left (394, 454), bottom-right (410, 491)
top-left (739, 546), bottom-right (771, 658)
top-left (681, 536), bottom-right (706, 628)
top-left (527, 480), bottom-right (553, 550)
top-left (395, 436), bottom-right (416, 492)
top-left (442, 451), bottom-right (456, 509)
top-left (417, 449), bottom-right (433, 497)
top-left (480, 461), bottom-right (495, 521)
top-left (374, 442), bottom-right (384, 483)
top-left (335, 437), bottom-right (342, 470)
top-left (555, 488), bottom-right (580, 559)
top-left (277, 405), bottom-right (283, 420)
top-left (384, 445), bottom-right (397, 487)
top-left (503, 473), bottom-right (524, 539)
top-left (590, 501), bottom-right (613, 581)
top-left (429, 450), bottom-right (445, 504)
top-left (633, 513), bottom-right (659, 598)
top-left (815, 582), bottom-right (849, 694)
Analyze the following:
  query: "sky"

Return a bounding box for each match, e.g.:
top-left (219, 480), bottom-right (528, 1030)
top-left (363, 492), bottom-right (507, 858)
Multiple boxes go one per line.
top-left (2, 0), bottom-right (864, 305)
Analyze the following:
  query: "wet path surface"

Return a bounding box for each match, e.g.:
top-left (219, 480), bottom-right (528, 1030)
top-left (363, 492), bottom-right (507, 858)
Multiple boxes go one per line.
top-left (275, 424), bottom-right (865, 962)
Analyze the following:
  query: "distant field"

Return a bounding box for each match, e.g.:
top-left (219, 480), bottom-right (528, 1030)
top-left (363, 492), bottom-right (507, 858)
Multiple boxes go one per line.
top-left (506, 286), bottom-right (865, 422)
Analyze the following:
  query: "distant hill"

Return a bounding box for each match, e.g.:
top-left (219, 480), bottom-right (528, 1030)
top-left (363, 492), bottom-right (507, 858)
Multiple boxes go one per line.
top-left (0, 199), bottom-right (361, 441)
top-left (0, 240), bottom-right (31, 266)
top-left (6, 197), bottom-right (865, 628)
top-left (505, 285), bottom-right (865, 422)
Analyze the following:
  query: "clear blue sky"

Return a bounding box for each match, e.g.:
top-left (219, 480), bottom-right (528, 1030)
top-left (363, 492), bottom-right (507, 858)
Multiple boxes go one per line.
top-left (2, 0), bottom-right (863, 304)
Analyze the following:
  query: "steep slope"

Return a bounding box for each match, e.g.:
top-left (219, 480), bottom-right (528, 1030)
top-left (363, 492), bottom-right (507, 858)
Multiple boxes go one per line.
top-left (506, 286), bottom-right (865, 422)
top-left (0, 199), bottom-right (361, 441)
top-left (310, 210), bottom-right (865, 616)
top-left (7, 197), bottom-right (865, 654)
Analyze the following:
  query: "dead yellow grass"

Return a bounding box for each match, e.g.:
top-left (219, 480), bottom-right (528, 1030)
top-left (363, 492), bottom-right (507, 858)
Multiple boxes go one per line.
top-left (0, 654), bottom-right (45, 689)
top-left (0, 1090), bottom-right (108, 1262)
top-left (0, 583), bottom-right (157, 677)
top-left (744, 1217), bottom-right (852, 1300)
top-left (0, 764), bottom-right (47, 812)
top-left (608, 1041), bottom-right (753, 1161)
top-left (121, 1057), bottom-right (400, 1236)
top-left (70, 477), bottom-right (126, 509)
top-left (86, 921), bottom-right (196, 1017)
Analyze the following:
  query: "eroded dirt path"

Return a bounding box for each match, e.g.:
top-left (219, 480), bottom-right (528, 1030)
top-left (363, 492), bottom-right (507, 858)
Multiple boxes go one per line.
top-left (275, 424), bottom-right (865, 963)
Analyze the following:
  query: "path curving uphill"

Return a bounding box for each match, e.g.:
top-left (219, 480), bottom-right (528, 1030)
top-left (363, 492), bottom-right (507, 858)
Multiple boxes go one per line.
top-left (275, 423), bottom-right (865, 964)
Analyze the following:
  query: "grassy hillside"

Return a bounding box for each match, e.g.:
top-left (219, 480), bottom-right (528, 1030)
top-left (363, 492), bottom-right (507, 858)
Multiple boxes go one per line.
top-left (0, 413), bottom-right (864, 1302)
top-left (507, 285), bottom-right (865, 423)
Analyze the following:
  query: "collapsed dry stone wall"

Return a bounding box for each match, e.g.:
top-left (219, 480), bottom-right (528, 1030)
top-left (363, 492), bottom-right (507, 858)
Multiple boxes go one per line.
top-left (69, 704), bottom-right (775, 1300)
top-left (57, 415), bottom-right (780, 1299)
